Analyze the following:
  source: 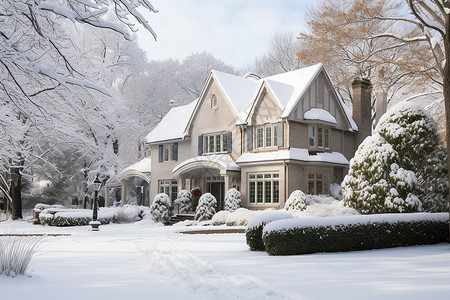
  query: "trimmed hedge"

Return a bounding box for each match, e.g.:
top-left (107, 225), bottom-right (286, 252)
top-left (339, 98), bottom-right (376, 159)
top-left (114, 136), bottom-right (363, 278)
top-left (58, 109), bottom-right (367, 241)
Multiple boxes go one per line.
top-left (263, 213), bottom-right (449, 255)
top-left (245, 211), bottom-right (293, 251)
top-left (39, 209), bottom-right (116, 226)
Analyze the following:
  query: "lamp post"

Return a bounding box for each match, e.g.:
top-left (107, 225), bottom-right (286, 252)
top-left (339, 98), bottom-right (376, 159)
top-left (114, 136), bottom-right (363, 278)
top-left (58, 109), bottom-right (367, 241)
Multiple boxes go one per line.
top-left (90, 175), bottom-right (102, 231)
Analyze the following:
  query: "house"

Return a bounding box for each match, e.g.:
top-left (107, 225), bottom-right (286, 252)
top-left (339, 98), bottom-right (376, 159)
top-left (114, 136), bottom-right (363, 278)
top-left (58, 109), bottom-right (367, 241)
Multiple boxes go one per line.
top-left (107, 63), bottom-right (372, 209)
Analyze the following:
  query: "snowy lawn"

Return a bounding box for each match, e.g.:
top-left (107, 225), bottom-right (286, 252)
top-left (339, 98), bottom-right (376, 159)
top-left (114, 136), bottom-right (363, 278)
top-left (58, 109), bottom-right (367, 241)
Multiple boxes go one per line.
top-left (1, 219), bottom-right (449, 300)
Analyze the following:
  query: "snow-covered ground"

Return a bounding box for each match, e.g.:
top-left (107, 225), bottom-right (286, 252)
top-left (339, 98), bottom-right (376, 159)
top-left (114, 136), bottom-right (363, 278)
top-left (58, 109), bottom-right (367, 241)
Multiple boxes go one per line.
top-left (1, 219), bottom-right (449, 300)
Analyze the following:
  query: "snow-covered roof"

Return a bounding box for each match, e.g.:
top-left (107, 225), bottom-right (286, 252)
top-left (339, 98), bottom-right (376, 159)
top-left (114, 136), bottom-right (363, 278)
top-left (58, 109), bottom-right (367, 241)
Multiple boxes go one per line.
top-left (236, 148), bottom-right (349, 166)
top-left (210, 70), bottom-right (260, 123)
top-left (264, 63), bottom-right (323, 118)
top-left (123, 157), bottom-right (151, 174)
top-left (173, 154), bottom-right (240, 175)
top-left (304, 108), bottom-right (337, 125)
top-left (146, 99), bottom-right (198, 143)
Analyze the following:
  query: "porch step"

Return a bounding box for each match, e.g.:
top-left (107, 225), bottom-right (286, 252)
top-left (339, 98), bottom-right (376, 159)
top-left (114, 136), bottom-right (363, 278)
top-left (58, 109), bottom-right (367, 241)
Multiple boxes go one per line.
top-left (164, 214), bottom-right (195, 226)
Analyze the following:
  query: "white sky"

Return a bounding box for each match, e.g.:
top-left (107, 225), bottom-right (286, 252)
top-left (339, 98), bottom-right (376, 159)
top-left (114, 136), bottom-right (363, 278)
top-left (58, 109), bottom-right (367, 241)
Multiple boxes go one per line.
top-left (136, 0), bottom-right (317, 70)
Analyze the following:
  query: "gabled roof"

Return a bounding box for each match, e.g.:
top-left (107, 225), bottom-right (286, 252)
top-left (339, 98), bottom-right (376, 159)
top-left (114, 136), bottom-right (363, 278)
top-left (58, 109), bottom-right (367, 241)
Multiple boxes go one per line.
top-left (123, 157), bottom-right (151, 173)
top-left (264, 63), bottom-right (323, 118)
top-left (145, 99), bottom-right (198, 143)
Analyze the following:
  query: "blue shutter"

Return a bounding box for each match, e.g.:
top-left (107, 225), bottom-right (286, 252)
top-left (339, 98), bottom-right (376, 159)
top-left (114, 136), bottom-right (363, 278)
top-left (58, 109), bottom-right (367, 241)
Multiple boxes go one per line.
top-left (198, 136), bottom-right (203, 156)
top-left (172, 143), bottom-right (178, 161)
top-left (247, 126), bottom-right (253, 151)
top-left (227, 132), bottom-right (232, 153)
top-left (158, 145), bottom-right (163, 163)
top-left (277, 123), bottom-right (284, 147)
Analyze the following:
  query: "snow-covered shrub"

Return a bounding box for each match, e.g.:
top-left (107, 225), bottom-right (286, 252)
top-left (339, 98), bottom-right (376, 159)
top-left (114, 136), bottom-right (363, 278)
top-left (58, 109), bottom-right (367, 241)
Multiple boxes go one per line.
top-left (211, 210), bottom-right (231, 225)
top-left (149, 193), bottom-right (172, 223)
top-left (342, 102), bottom-right (448, 214)
top-left (263, 213), bottom-right (449, 255)
top-left (174, 190), bottom-right (193, 214)
top-left (0, 235), bottom-right (42, 276)
top-left (284, 190), bottom-right (308, 212)
top-left (115, 205), bottom-right (150, 223)
top-left (38, 208), bottom-right (115, 226)
top-left (211, 208), bottom-right (260, 226)
top-left (224, 188), bottom-right (241, 212)
top-left (329, 183), bottom-right (342, 200)
top-left (246, 211), bottom-right (293, 251)
top-left (195, 193), bottom-right (217, 221)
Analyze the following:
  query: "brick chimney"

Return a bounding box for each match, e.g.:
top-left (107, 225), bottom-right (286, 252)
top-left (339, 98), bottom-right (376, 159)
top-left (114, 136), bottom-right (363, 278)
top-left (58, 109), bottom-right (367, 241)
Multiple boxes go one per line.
top-left (352, 77), bottom-right (372, 152)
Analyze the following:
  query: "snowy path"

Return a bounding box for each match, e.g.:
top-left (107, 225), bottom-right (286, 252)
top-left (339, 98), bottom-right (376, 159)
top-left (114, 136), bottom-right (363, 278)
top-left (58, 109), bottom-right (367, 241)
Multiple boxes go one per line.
top-left (135, 234), bottom-right (295, 300)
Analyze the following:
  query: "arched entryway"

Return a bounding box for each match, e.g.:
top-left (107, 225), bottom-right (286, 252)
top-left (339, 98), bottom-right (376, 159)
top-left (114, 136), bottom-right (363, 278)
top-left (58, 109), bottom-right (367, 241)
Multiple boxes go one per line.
top-left (173, 154), bottom-right (240, 211)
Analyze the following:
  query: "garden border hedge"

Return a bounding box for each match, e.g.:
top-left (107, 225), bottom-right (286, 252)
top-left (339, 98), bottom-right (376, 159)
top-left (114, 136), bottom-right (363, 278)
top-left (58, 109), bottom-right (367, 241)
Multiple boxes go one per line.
top-left (262, 213), bottom-right (449, 255)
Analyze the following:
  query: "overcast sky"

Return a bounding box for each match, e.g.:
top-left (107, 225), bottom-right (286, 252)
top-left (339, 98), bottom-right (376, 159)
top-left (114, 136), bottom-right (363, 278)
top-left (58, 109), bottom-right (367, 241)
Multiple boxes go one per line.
top-left (136, 0), bottom-right (317, 70)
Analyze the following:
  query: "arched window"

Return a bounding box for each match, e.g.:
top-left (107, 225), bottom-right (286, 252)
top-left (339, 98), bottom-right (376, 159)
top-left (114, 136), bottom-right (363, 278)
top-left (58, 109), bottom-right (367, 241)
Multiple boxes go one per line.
top-left (211, 94), bottom-right (218, 109)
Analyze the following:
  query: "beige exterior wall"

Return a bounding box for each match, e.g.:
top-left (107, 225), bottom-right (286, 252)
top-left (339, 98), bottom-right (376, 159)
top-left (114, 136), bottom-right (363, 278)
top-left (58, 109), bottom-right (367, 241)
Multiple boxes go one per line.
top-left (149, 140), bottom-right (191, 203)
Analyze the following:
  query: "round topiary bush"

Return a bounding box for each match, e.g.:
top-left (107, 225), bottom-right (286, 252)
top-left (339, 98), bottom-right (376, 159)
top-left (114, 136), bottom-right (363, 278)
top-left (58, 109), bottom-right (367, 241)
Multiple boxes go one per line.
top-left (224, 188), bottom-right (241, 212)
top-left (174, 189), bottom-right (193, 214)
top-left (149, 193), bottom-right (172, 222)
top-left (284, 190), bottom-right (308, 212)
top-left (195, 193), bottom-right (217, 221)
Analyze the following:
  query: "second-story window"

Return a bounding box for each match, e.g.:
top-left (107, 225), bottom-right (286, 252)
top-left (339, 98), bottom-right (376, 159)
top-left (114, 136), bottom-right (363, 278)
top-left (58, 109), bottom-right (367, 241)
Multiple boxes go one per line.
top-left (256, 124), bottom-right (281, 149)
top-left (203, 132), bottom-right (229, 154)
top-left (309, 125), bottom-right (330, 149)
top-left (158, 143), bottom-right (178, 163)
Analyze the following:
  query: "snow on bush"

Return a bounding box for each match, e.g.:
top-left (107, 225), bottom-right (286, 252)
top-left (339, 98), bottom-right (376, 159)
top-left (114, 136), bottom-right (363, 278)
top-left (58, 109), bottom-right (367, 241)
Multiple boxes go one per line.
top-left (174, 190), bottom-right (193, 214)
top-left (291, 195), bottom-right (359, 218)
top-left (211, 210), bottom-right (230, 225)
top-left (149, 193), bottom-right (172, 223)
top-left (246, 211), bottom-right (293, 251)
top-left (211, 208), bottom-right (261, 226)
top-left (115, 205), bottom-right (150, 223)
top-left (195, 193), bottom-right (217, 221)
top-left (0, 235), bottom-right (42, 276)
top-left (284, 190), bottom-right (308, 212)
top-left (330, 183), bottom-right (342, 200)
top-left (224, 188), bottom-right (241, 212)
top-left (342, 102), bottom-right (448, 214)
top-left (39, 208), bottom-right (116, 226)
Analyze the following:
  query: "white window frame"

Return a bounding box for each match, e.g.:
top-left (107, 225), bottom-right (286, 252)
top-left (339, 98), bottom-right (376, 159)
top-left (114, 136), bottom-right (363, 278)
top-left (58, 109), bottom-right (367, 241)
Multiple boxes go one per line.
top-left (308, 174), bottom-right (323, 195)
top-left (159, 180), bottom-right (178, 201)
top-left (308, 125), bottom-right (330, 150)
top-left (248, 173), bottom-right (280, 204)
top-left (255, 124), bottom-right (279, 149)
top-left (203, 132), bottom-right (227, 154)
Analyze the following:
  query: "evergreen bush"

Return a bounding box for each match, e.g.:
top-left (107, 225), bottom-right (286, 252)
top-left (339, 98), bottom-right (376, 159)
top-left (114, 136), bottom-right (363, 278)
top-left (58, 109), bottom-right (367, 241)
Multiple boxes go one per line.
top-left (195, 193), bottom-right (217, 221)
top-left (284, 190), bottom-right (308, 212)
top-left (149, 193), bottom-right (172, 222)
top-left (263, 213), bottom-right (449, 255)
top-left (224, 188), bottom-right (241, 212)
top-left (174, 190), bottom-right (193, 214)
top-left (343, 102), bottom-right (448, 213)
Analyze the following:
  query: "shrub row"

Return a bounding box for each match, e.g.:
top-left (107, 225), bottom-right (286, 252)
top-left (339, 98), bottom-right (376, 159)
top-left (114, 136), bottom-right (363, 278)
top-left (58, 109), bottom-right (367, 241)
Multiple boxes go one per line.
top-left (39, 210), bottom-right (116, 226)
top-left (262, 213), bottom-right (449, 255)
top-left (245, 211), bottom-right (293, 251)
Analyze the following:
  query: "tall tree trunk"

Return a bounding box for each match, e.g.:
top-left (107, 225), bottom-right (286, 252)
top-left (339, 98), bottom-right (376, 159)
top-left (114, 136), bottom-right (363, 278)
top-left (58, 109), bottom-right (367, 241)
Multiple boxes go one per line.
top-left (444, 20), bottom-right (450, 241)
top-left (9, 165), bottom-right (23, 220)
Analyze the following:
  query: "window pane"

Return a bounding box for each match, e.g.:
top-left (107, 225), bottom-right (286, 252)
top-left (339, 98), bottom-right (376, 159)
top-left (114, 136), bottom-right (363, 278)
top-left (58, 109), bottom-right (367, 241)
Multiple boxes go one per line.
top-left (309, 126), bottom-right (315, 147)
top-left (204, 136), bottom-right (208, 154)
top-left (257, 174), bottom-right (263, 178)
top-left (249, 174), bottom-right (255, 179)
top-left (317, 177), bottom-right (323, 194)
top-left (308, 180), bottom-right (315, 194)
top-left (257, 181), bottom-right (263, 203)
top-left (325, 129), bottom-right (329, 148)
top-left (222, 133), bottom-right (227, 152)
top-left (257, 128), bottom-right (263, 148)
top-left (273, 174), bottom-right (279, 178)
top-left (216, 134), bottom-right (221, 152)
top-left (273, 181), bottom-right (279, 203)
top-left (171, 185), bottom-right (178, 201)
top-left (164, 145), bottom-right (169, 161)
top-left (249, 182), bottom-right (255, 203)
top-left (318, 127), bottom-right (323, 147)
top-left (265, 127), bottom-right (272, 147)
top-left (209, 135), bottom-right (214, 153)
top-left (264, 174), bottom-right (271, 178)
top-left (265, 181), bottom-right (272, 203)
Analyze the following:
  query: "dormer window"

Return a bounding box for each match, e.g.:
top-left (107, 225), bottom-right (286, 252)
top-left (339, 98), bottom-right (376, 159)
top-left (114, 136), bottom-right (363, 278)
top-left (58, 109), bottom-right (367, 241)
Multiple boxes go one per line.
top-left (211, 94), bottom-right (218, 109)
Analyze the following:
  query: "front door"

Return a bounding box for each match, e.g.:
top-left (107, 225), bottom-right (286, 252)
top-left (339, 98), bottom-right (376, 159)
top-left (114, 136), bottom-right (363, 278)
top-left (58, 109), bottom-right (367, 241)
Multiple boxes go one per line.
top-left (206, 177), bottom-right (225, 211)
